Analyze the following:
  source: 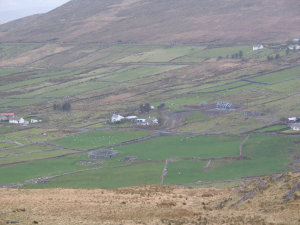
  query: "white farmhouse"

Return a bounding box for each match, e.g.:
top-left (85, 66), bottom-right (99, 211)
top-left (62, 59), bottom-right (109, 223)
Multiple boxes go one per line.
top-left (253, 44), bottom-right (264, 51)
top-left (126, 116), bottom-right (138, 120)
top-left (288, 117), bottom-right (298, 123)
top-left (31, 119), bottom-right (42, 124)
top-left (9, 117), bottom-right (25, 124)
top-left (288, 45), bottom-right (300, 50)
top-left (111, 114), bottom-right (124, 123)
top-left (290, 123), bottom-right (300, 131)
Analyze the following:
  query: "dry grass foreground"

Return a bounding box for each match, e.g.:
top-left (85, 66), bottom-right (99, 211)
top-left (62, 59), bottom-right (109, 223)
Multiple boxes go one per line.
top-left (0, 173), bottom-right (299, 225)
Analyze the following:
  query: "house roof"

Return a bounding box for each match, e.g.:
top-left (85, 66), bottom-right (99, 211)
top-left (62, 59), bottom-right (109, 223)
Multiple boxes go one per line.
top-left (111, 114), bottom-right (124, 121)
top-left (1, 113), bottom-right (14, 116)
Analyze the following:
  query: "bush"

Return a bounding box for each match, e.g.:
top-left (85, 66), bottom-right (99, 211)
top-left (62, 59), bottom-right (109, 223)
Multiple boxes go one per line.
top-left (139, 103), bottom-right (151, 113)
top-left (53, 102), bottom-right (71, 112)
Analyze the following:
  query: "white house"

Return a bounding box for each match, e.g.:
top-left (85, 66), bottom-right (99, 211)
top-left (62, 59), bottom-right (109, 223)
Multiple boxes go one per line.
top-left (111, 114), bottom-right (124, 123)
top-left (126, 116), bottom-right (138, 120)
top-left (146, 117), bottom-right (159, 125)
top-left (290, 123), bottom-right (300, 131)
top-left (135, 118), bottom-right (146, 123)
top-left (31, 119), bottom-right (42, 124)
top-left (288, 45), bottom-right (300, 50)
top-left (288, 117), bottom-right (298, 123)
top-left (253, 44), bottom-right (264, 51)
top-left (134, 117), bottom-right (158, 126)
top-left (9, 117), bottom-right (25, 124)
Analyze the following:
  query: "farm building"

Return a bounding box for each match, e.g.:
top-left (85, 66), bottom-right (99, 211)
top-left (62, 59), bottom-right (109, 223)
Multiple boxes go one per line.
top-left (126, 116), bottom-right (138, 120)
top-left (293, 38), bottom-right (299, 43)
top-left (217, 101), bottom-right (232, 109)
top-left (111, 114), bottom-right (124, 123)
top-left (253, 44), bottom-right (264, 51)
top-left (146, 117), bottom-right (159, 125)
top-left (9, 117), bottom-right (25, 124)
top-left (0, 113), bottom-right (14, 117)
top-left (31, 119), bottom-right (42, 124)
top-left (290, 123), bottom-right (300, 131)
top-left (0, 115), bottom-right (8, 121)
top-left (288, 45), bottom-right (300, 50)
top-left (134, 118), bottom-right (147, 124)
top-left (134, 117), bottom-right (158, 126)
top-left (288, 117), bottom-right (298, 123)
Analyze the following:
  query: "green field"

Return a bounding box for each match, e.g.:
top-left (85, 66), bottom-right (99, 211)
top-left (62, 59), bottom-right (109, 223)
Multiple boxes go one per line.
top-left (25, 161), bottom-right (163, 189)
top-left (118, 46), bottom-right (203, 63)
top-left (52, 129), bottom-right (149, 149)
top-left (115, 135), bottom-right (242, 160)
top-left (165, 160), bottom-right (208, 184)
top-left (164, 135), bottom-right (300, 184)
top-left (251, 66), bottom-right (300, 84)
top-left (0, 43), bottom-right (300, 189)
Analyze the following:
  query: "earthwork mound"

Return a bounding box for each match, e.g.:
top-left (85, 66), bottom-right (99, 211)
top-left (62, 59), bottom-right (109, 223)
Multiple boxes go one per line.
top-left (88, 150), bottom-right (118, 159)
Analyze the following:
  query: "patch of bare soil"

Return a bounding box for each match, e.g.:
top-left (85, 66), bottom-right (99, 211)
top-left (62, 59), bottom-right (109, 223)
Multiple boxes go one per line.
top-left (0, 173), bottom-right (299, 225)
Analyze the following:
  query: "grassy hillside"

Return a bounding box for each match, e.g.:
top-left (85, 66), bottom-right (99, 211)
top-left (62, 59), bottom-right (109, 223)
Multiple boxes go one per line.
top-left (0, 41), bottom-right (300, 188)
top-left (0, 0), bottom-right (300, 189)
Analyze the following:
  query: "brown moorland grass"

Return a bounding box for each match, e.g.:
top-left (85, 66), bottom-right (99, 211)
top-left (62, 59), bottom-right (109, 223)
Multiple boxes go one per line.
top-left (0, 172), bottom-right (299, 225)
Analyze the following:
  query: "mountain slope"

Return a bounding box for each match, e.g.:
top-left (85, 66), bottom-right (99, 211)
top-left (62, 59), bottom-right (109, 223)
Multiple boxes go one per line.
top-left (0, 173), bottom-right (299, 224)
top-left (0, 0), bottom-right (299, 44)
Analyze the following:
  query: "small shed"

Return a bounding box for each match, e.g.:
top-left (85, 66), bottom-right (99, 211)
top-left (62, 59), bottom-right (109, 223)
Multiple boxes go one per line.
top-left (291, 123), bottom-right (300, 131)
top-left (288, 45), bottom-right (300, 50)
top-left (111, 114), bottom-right (124, 123)
top-left (31, 119), bottom-right (42, 124)
top-left (134, 118), bottom-right (146, 123)
top-left (126, 116), bottom-right (138, 120)
top-left (9, 117), bottom-right (25, 124)
top-left (288, 117), bottom-right (298, 123)
top-left (253, 44), bottom-right (264, 51)
top-left (0, 115), bottom-right (7, 121)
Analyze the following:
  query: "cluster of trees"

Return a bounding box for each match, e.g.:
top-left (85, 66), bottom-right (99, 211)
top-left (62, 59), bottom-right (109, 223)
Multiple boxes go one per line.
top-left (139, 103), bottom-right (151, 113)
top-left (267, 54), bottom-right (280, 61)
top-left (231, 50), bottom-right (243, 59)
top-left (157, 103), bottom-right (165, 109)
top-left (219, 50), bottom-right (243, 60)
top-left (53, 102), bottom-right (71, 111)
top-left (286, 47), bottom-right (299, 55)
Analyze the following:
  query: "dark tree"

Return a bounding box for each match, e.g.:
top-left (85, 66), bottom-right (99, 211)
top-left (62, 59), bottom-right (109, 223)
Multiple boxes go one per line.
top-left (157, 103), bottom-right (165, 109)
top-left (139, 103), bottom-right (151, 113)
top-left (62, 102), bottom-right (71, 111)
top-left (286, 48), bottom-right (290, 55)
top-left (239, 50), bottom-right (243, 58)
top-left (275, 54), bottom-right (280, 59)
top-left (53, 102), bottom-right (71, 111)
